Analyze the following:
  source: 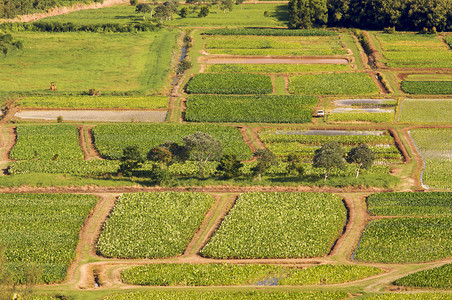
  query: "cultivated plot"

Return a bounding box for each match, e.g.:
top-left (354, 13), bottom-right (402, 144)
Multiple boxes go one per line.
top-left (399, 99), bottom-right (452, 123)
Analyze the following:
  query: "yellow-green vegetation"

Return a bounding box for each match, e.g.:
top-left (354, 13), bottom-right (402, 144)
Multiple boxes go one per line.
top-left (366, 293), bottom-right (452, 299)
top-left (289, 73), bottom-right (379, 95)
top-left (399, 99), bottom-right (452, 123)
top-left (401, 81), bottom-right (452, 94)
top-left (0, 30), bottom-right (178, 93)
top-left (184, 95), bottom-right (317, 123)
top-left (121, 263), bottom-right (383, 286)
top-left (354, 217), bottom-right (452, 263)
top-left (410, 128), bottom-right (452, 190)
top-left (16, 95), bottom-right (169, 109)
top-left (103, 290), bottom-right (349, 300)
top-left (327, 112), bottom-right (394, 123)
top-left (376, 33), bottom-right (452, 68)
top-left (204, 35), bottom-right (347, 56)
top-left (206, 63), bottom-right (351, 73)
top-left (394, 263), bottom-right (452, 289)
top-left (186, 73), bottom-right (273, 94)
top-left (9, 125), bottom-right (84, 160)
top-left (92, 123), bottom-right (252, 160)
top-left (0, 193), bottom-right (97, 283)
top-left (96, 192), bottom-right (215, 258)
top-left (201, 192), bottom-right (346, 259)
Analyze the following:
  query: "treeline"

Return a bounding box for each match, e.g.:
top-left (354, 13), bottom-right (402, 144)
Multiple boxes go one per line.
top-left (289, 0), bottom-right (452, 31)
top-left (0, 0), bottom-right (103, 19)
top-left (0, 21), bottom-right (159, 32)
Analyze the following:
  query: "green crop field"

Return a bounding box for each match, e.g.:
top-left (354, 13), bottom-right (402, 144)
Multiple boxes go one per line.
top-left (366, 294), bottom-right (452, 300)
top-left (121, 263), bottom-right (382, 286)
top-left (401, 81), bottom-right (452, 94)
top-left (186, 73), bottom-right (273, 94)
top-left (92, 123), bottom-right (252, 160)
top-left (367, 192), bottom-right (452, 217)
top-left (376, 33), bottom-right (452, 68)
top-left (200, 192), bottom-right (346, 259)
top-left (354, 217), bottom-right (452, 263)
top-left (404, 74), bottom-right (452, 81)
top-left (204, 35), bottom-right (347, 56)
top-left (289, 73), bottom-right (379, 95)
top-left (203, 28), bottom-right (338, 36)
top-left (394, 263), bottom-right (452, 289)
top-left (9, 125), bottom-right (84, 161)
top-left (96, 192), bottom-right (214, 258)
top-left (399, 99), bottom-right (452, 123)
top-left (184, 95), bottom-right (317, 123)
top-left (16, 95), bottom-right (169, 109)
top-left (410, 128), bottom-right (452, 190)
top-left (206, 64), bottom-right (351, 74)
top-left (0, 30), bottom-right (177, 94)
top-left (0, 193), bottom-right (97, 283)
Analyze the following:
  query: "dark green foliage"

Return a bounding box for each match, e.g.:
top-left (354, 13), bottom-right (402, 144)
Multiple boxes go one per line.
top-left (118, 146), bottom-right (144, 177)
top-left (288, 0), bottom-right (327, 29)
top-left (198, 6), bottom-right (210, 18)
top-left (130, 0), bottom-right (138, 5)
top-left (148, 165), bottom-right (173, 184)
top-left (346, 144), bottom-right (375, 178)
top-left (252, 149), bottom-right (276, 181)
top-left (179, 7), bottom-right (189, 18)
top-left (0, 21), bottom-right (158, 32)
top-left (177, 59), bottom-right (192, 74)
top-left (216, 154), bottom-right (243, 179)
top-left (313, 142), bottom-right (345, 181)
top-left (401, 81), bottom-right (452, 95)
top-left (220, 0), bottom-right (233, 12)
top-left (445, 36), bottom-right (452, 49)
top-left (147, 147), bottom-right (172, 168)
top-left (287, 153), bottom-right (305, 176)
top-left (183, 132), bottom-right (222, 177)
top-left (203, 28), bottom-right (337, 36)
top-left (0, 32), bottom-right (22, 56)
top-left (394, 263), bottom-right (452, 289)
top-left (0, 0), bottom-right (91, 18)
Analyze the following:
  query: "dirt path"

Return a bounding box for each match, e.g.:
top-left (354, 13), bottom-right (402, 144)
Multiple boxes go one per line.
top-left (238, 126), bottom-right (257, 158)
top-left (283, 75), bottom-right (290, 94)
top-left (0, 127), bottom-right (15, 174)
top-left (84, 125), bottom-right (102, 160)
top-left (402, 127), bottom-right (425, 189)
top-left (270, 75), bottom-right (277, 94)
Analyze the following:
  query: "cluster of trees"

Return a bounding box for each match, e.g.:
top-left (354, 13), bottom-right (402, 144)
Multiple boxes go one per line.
top-left (289, 0), bottom-right (452, 31)
top-left (118, 132), bottom-right (375, 184)
top-left (0, 32), bottom-right (23, 55)
top-left (0, 0), bottom-right (103, 19)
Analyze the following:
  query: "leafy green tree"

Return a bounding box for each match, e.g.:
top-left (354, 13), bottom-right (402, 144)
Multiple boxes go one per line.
top-left (147, 146), bottom-right (172, 169)
top-left (287, 153), bottom-right (305, 177)
top-left (198, 5), bottom-right (210, 17)
top-left (182, 132), bottom-right (222, 177)
top-left (251, 149), bottom-right (276, 181)
top-left (179, 6), bottom-right (189, 18)
top-left (346, 144), bottom-right (375, 178)
top-left (154, 0), bottom-right (179, 22)
top-left (118, 146), bottom-right (144, 177)
top-left (130, 0), bottom-right (139, 6)
top-left (220, 0), bottom-right (233, 12)
top-left (288, 0), bottom-right (328, 29)
top-left (136, 3), bottom-right (153, 20)
top-left (313, 141), bottom-right (345, 181)
top-left (216, 154), bottom-right (243, 179)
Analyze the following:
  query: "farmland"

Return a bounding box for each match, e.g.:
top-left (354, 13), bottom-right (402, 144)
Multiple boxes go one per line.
top-left (185, 73), bottom-right (273, 94)
top-left (96, 192), bottom-right (214, 258)
top-left (200, 192), bottom-right (346, 258)
top-left (206, 63), bottom-right (351, 74)
top-left (184, 95), bottom-right (317, 123)
top-left (401, 81), bottom-right (452, 94)
top-left (399, 99), bottom-right (452, 123)
top-left (394, 263), bottom-right (452, 289)
top-left (0, 193), bottom-right (97, 283)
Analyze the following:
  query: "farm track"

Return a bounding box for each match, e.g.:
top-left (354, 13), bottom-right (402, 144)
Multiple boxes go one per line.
top-left (0, 126), bottom-right (14, 174)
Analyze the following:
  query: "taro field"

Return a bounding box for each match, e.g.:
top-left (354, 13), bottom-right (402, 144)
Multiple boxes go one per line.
top-left (200, 192), bottom-right (347, 259)
top-left (0, 193), bottom-right (97, 283)
top-left (399, 99), bottom-right (452, 123)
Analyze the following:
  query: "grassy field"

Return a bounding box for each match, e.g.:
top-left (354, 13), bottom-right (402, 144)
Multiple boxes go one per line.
top-left (399, 99), bottom-right (452, 123)
top-left (96, 192), bottom-right (214, 258)
top-left (16, 95), bottom-right (169, 109)
top-left (0, 30), bottom-right (178, 94)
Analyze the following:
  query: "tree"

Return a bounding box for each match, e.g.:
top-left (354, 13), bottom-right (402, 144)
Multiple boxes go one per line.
top-left (346, 144), bottom-right (375, 178)
top-left (147, 146), bottom-right (172, 169)
top-left (198, 5), bottom-right (210, 17)
top-left (158, 141), bottom-right (190, 163)
top-left (216, 154), bottom-right (243, 179)
top-left (182, 132), bottom-right (222, 177)
top-left (154, 0), bottom-right (179, 22)
top-left (130, 0), bottom-right (139, 6)
top-left (220, 0), bottom-right (233, 12)
top-left (313, 141), bottom-right (345, 181)
top-left (287, 153), bottom-right (305, 176)
top-left (136, 3), bottom-right (153, 20)
top-left (179, 6), bottom-right (189, 18)
top-left (251, 149), bottom-right (276, 181)
top-left (288, 0), bottom-right (328, 29)
top-left (118, 146), bottom-right (144, 177)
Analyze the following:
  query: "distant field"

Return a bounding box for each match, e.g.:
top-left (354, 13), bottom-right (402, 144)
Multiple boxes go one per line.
top-left (399, 99), bottom-right (452, 123)
top-left (404, 74), bottom-right (452, 81)
top-left (16, 95), bottom-right (169, 109)
top-left (0, 193), bottom-right (97, 283)
top-left (401, 81), bottom-right (452, 94)
top-left (376, 33), bottom-right (452, 68)
top-left (289, 73), bottom-right (379, 95)
top-left (410, 128), bottom-right (452, 190)
top-left (0, 30), bottom-right (178, 94)
top-left (201, 192), bottom-right (346, 259)
top-left (206, 64), bottom-right (351, 73)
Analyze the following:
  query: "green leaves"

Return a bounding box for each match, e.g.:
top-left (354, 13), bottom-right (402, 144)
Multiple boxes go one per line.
top-left (186, 73), bottom-right (273, 94)
top-left (394, 263), bottom-right (452, 289)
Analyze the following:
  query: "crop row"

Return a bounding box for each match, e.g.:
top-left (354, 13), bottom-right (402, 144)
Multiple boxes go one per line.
top-left (205, 64), bottom-right (351, 74)
top-left (399, 99), bottom-right (452, 123)
top-left (202, 28), bottom-right (338, 36)
top-left (96, 192), bottom-right (215, 259)
top-left (327, 112), bottom-right (394, 123)
top-left (289, 73), bottom-right (379, 95)
top-left (401, 81), bottom-right (452, 94)
top-left (184, 95), bottom-right (317, 123)
top-left (185, 73), bottom-right (273, 94)
top-left (354, 217), bottom-right (452, 263)
top-left (0, 193), bottom-right (97, 283)
top-left (394, 263), bottom-right (452, 289)
top-left (121, 263), bottom-right (382, 286)
top-left (367, 192), bottom-right (452, 217)
top-left (9, 125), bottom-right (84, 161)
top-left (92, 123), bottom-right (252, 160)
top-left (200, 192), bottom-right (346, 258)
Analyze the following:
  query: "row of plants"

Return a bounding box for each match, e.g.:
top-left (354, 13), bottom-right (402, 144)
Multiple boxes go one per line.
top-left (185, 73), bottom-right (273, 94)
top-left (367, 192), bottom-right (452, 217)
top-left (184, 95), bottom-right (317, 123)
top-left (9, 125), bottom-right (84, 161)
top-left (205, 63), bottom-right (351, 74)
top-left (200, 192), bottom-right (347, 258)
top-left (202, 28), bottom-right (338, 36)
top-left (121, 263), bottom-right (383, 286)
top-left (0, 193), bottom-right (97, 283)
top-left (96, 192), bottom-right (215, 258)
top-left (401, 81), bottom-right (452, 95)
top-left (289, 73), bottom-right (379, 95)
top-left (394, 263), bottom-right (451, 289)
top-left (399, 99), bottom-right (452, 123)
top-left (327, 112), bottom-right (394, 123)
